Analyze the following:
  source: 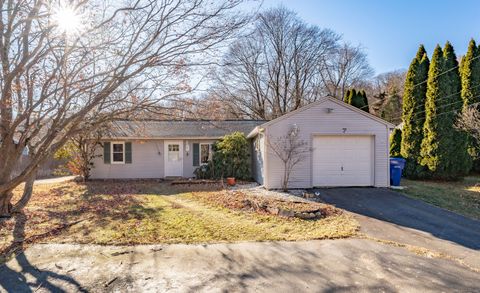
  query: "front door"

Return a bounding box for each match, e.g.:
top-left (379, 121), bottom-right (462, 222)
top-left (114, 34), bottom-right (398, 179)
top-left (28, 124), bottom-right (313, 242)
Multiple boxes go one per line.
top-left (164, 140), bottom-right (183, 177)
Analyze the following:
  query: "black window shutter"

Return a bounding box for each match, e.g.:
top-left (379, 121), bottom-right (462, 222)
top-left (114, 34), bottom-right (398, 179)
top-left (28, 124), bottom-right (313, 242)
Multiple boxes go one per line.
top-left (103, 142), bottom-right (111, 164)
top-left (125, 142), bottom-right (132, 164)
top-left (193, 143), bottom-right (199, 166)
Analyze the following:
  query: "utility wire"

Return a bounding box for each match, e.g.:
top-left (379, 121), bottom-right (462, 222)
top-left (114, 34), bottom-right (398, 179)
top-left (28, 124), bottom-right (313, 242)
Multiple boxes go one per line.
top-left (398, 82), bottom-right (480, 115)
top-left (388, 83), bottom-right (480, 122)
top-left (409, 54), bottom-right (480, 89)
top-left (392, 100), bottom-right (480, 126)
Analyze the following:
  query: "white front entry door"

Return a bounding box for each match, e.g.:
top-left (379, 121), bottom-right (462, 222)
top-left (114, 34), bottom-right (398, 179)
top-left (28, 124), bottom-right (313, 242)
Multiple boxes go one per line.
top-left (312, 135), bottom-right (373, 187)
top-left (164, 140), bottom-right (183, 177)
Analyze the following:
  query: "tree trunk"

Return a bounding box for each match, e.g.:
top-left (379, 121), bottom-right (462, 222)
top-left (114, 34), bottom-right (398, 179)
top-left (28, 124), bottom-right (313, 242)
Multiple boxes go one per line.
top-left (282, 162), bottom-right (289, 192)
top-left (13, 171), bottom-right (37, 212)
top-left (0, 191), bottom-right (14, 217)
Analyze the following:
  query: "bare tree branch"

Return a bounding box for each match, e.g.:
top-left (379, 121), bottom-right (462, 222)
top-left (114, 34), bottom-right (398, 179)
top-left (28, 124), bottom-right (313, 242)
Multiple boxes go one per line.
top-left (0, 0), bottom-right (252, 216)
top-left (267, 126), bottom-right (309, 191)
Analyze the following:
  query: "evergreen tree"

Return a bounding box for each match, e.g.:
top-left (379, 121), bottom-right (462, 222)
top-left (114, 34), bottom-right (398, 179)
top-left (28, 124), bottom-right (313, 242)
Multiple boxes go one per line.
top-left (420, 42), bottom-right (471, 179)
top-left (360, 90), bottom-right (369, 113)
top-left (401, 45), bottom-right (429, 178)
top-left (350, 89), bottom-right (358, 105)
top-left (389, 128), bottom-right (402, 157)
top-left (460, 39), bottom-right (480, 171)
top-left (444, 42), bottom-right (472, 175)
top-left (380, 89), bottom-right (403, 125)
top-left (345, 89), bottom-right (369, 111)
top-left (344, 89), bottom-right (352, 103)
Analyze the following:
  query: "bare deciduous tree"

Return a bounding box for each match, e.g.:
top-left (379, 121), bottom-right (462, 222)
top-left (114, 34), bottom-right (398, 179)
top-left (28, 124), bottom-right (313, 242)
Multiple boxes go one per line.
top-left (456, 105), bottom-right (480, 144)
top-left (267, 126), bottom-right (309, 191)
top-left (317, 43), bottom-right (374, 100)
top-left (213, 6), bottom-right (341, 120)
top-left (367, 70), bottom-right (406, 122)
top-left (0, 0), bottom-right (250, 216)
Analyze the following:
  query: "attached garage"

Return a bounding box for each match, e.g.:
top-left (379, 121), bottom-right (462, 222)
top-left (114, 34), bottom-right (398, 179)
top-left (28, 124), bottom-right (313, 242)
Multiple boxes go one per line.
top-left (248, 97), bottom-right (395, 189)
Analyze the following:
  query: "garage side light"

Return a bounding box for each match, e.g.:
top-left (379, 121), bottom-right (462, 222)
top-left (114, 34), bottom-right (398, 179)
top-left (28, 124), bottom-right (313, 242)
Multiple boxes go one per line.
top-left (326, 108), bottom-right (334, 113)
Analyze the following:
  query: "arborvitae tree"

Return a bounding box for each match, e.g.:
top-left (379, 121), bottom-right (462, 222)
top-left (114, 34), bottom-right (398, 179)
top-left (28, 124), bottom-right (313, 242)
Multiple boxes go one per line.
top-left (460, 39), bottom-right (480, 171)
top-left (389, 128), bottom-right (402, 157)
top-left (445, 42), bottom-right (472, 175)
top-left (345, 88), bottom-right (368, 111)
top-left (350, 89), bottom-right (358, 105)
top-left (401, 45), bottom-right (430, 178)
top-left (344, 89), bottom-right (352, 103)
top-left (360, 90), bottom-right (369, 113)
top-left (421, 43), bottom-right (471, 179)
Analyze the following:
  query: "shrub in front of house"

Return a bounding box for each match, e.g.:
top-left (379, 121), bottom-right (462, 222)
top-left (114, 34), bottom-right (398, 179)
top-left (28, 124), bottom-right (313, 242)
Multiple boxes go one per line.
top-left (194, 132), bottom-right (251, 180)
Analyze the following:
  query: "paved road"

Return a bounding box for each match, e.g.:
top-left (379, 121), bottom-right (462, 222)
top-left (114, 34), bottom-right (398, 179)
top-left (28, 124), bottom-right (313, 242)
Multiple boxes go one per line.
top-left (1, 239), bottom-right (479, 292)
top-left (315, 187), bottom-right (480, 269)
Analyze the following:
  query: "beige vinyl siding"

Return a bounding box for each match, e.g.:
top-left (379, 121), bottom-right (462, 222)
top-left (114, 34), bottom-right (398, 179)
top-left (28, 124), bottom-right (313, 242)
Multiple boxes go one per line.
top-left (182, 139), bottom-right (216, 178)
top-left (91, 140), bottom-right (165, 179)
top-left (264, 99), bottom-right (390, 189)
top-left (91, 139), bottom-right (217, 179)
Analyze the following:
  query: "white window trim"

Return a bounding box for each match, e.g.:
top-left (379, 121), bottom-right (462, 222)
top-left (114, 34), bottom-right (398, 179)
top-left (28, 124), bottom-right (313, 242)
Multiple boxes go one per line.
top-left (111, 141), bottom-right (125, 164)
top-left (199, 143), bottom-right (212, 165)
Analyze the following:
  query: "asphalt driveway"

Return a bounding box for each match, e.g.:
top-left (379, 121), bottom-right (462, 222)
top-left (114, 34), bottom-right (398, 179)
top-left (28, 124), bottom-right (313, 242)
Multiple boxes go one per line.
top-left (315, 187), bottom-right (480, 268)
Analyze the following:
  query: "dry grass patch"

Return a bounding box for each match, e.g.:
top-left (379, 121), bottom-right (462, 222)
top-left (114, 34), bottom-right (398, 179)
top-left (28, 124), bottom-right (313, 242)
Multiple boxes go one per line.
top-left (1, 181), bottom-right (358, 263)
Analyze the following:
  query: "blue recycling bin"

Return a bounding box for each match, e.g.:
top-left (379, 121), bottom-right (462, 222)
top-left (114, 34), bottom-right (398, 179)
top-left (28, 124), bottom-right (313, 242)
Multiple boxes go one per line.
top-left (390, 157), bottom-right (406, 186)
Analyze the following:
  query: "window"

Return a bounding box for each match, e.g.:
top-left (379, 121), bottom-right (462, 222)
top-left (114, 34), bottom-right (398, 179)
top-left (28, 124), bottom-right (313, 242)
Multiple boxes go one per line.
top-left (168, 144), bottom-right (179, 152)
top-left (168, 144), bottom-right (180, 161)
top-left (200, 143), bottom-right (211, 165)
top-left (112, 142), bottom-right (125, 164)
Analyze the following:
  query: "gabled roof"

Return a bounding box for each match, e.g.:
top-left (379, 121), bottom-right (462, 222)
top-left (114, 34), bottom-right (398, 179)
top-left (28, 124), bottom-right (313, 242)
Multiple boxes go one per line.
top-left (103, 120), bottom-right (265, 139)
top-left (247, 97), bottom-right (396, 138)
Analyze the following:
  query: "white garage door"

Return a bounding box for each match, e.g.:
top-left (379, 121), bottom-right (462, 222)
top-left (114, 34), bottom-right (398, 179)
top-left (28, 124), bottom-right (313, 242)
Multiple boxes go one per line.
top-left (312, 135), bottom-right (373, 187)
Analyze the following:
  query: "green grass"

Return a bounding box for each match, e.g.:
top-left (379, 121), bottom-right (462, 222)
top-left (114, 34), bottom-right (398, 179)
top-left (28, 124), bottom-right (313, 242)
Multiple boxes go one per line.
top-left (1, 181), bottom-right (358, 255)
top-left (400, 175), bottom-right (480, 220)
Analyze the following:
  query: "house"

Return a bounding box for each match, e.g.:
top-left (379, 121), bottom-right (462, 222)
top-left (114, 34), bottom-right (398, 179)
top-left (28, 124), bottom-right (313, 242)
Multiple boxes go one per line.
top-left (90, 120), bottom-right (264, 179)
top-left (91, 97), bottom-right (395, 188)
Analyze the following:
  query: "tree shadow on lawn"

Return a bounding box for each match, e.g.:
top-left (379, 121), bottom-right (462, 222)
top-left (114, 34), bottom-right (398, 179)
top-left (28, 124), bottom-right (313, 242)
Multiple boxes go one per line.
top-left (1, 180), bottom-right (222, 261)
top-left (0, 212), bottom-right (88, 292)
top-left (0, 179), bottom-right (228, 291)
top-left (1, 181), bottom-right (165, 259)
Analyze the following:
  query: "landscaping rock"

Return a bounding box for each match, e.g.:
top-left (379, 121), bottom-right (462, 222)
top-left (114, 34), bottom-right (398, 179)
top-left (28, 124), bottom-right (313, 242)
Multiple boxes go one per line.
top-left (266, 206), bottom-right (279, 215)
top-left (278, 208), bottom-right (295, 218)
top-left (295, 211), bottom-right (322, 220)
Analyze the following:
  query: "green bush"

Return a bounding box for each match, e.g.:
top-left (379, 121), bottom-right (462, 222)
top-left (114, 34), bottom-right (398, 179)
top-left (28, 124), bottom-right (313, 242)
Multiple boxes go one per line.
top-left (389, 128), bottom-right (402, 157)
top-left (194, 132), bottom-right (251, 180)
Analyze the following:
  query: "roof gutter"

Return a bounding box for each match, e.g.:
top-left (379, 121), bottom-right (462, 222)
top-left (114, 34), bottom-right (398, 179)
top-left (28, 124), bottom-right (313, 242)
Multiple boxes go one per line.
top-left (98, 136), bottom-right (224, 140)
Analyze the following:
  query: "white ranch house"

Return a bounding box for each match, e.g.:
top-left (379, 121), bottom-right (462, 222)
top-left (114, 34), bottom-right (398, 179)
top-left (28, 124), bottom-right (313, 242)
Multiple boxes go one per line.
top-left (91, 97), bottom-right (395, 189)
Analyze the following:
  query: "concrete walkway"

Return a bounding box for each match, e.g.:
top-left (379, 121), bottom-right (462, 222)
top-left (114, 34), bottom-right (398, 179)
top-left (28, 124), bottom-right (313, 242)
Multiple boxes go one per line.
top-left (1, 239), bottom-right (479, 292)
top-left (34, 176), bottom-right (77, 185)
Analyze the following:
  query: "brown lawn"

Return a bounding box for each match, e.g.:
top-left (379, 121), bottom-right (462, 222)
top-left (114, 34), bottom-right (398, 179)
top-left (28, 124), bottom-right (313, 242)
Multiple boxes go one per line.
top-left (0, 180), bottom-right (358, 263)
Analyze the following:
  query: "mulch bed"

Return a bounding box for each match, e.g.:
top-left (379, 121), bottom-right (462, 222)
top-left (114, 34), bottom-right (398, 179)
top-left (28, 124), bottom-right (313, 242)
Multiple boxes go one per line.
top-left (171, 179), bottom-right (220, 185)
top-left (192, 190), bottom-right (341, 220)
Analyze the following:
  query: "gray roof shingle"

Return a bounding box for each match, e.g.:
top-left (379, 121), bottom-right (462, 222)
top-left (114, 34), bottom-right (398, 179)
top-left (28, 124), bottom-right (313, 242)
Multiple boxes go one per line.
top-left (104, 120), bottom-right (265, 139)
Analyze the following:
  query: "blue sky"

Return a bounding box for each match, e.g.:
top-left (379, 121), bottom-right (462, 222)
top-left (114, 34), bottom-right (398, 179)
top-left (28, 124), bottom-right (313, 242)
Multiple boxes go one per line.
top-left (260, 0), bottom-right (480, 74)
